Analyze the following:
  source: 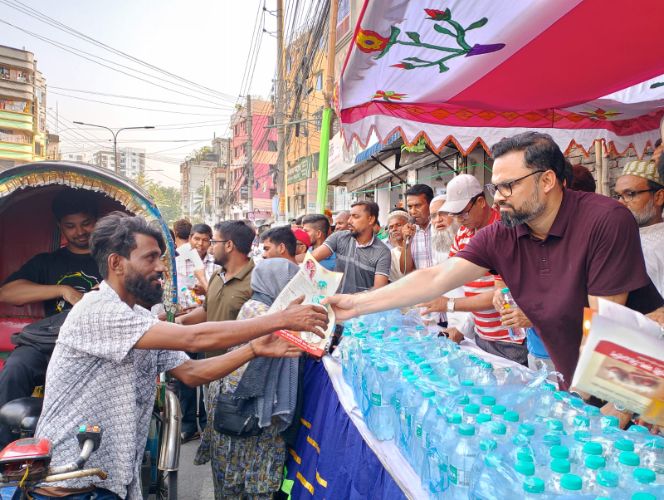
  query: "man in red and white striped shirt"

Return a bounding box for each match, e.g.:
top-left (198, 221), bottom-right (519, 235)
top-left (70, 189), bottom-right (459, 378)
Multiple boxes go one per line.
top-left (420, 174), bottom-right (529, 365)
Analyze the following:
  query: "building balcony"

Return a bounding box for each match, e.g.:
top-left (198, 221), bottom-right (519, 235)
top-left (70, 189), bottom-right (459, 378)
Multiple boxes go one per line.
top-left (0, 109), bottom-right (33, 132)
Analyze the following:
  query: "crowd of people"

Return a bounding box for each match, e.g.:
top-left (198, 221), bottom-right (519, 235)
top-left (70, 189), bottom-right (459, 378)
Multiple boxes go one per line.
top-left (0, 131), bottom-right (662, 498)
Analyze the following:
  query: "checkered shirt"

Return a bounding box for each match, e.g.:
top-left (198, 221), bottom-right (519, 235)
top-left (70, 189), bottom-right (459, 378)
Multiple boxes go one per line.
top-left (410, 223), bottom-right (434, 269)
top-left (35, 282), bottom-right (189, 499)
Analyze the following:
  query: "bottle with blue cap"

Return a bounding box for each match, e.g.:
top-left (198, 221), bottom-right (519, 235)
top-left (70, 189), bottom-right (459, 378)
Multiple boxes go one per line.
top-left (522, 476), bottom-right (546, 498)
top-left (410, 386), bottom-right (436, 471)
top-left (438, 413), bottom-right (462, 494)
top-left (546, 458), bottom-right (571, 494)
top-left (447, 423), bottom-right (479, 497)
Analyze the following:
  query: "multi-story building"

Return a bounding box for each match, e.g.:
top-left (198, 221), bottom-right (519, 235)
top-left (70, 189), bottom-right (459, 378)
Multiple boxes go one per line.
top-left (210, 136), bottom-right (231, 221)
top-left (180, 149), bottom-right (218, 222)
top-left (282, 30), bottom-right (327, 218)
top-left (229, 99), bottom-right (277, 220)
top-left (46, 133), bottom-right (59, 160)
top-left (61, 151), bottom-right (92, 163)
top-left (0, 45), bottom-right (48, 169)
top-left (93, 147), bottom-right (146, 179)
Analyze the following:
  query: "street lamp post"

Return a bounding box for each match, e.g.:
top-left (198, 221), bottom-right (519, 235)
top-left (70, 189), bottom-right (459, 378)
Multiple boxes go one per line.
top-left (73, 121), bottom-right (155, 175)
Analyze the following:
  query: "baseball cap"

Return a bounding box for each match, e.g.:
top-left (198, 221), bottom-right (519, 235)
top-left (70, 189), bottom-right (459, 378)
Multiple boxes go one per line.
top-left (292, 228), bottom-right (311, 248)
top-left (441, 174), bottom-right (484, 213)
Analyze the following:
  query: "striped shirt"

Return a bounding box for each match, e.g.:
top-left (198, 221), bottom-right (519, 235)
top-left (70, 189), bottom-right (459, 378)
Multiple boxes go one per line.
top-left (449, 208), bottom-right (516, 342)
top-left (410, 223), bottom-right (434, 269)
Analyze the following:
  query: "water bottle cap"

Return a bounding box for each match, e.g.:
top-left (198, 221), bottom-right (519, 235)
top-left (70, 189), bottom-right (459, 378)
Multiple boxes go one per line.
top-left (405, 374), bottom-right (418, 383)
top-left (569, 396), bottom-right (585, 409)
top-left (389, 326), bottom-right (399, 332)
top-left (518, 423), bottom-right (536, 437)
top-left (550, 458), bottom-right (571, 474)
top-left (522, 477), bottom-right (545, 494)
top-left (543, 434), bottom-right (561, 446)
top-left (633, 467), bottom-right (656, 484)
top-left (361, 347), bottom-right (373, 354)
top-left (541, 382), bottom-right (556, 392)
top-left (628, 424), bottom-right (650, 434)
top-left (584, 405), bottom-right (601, 417)
top-left (601, 415), bottom-right (620, 428)
top-left (457, 423), bottom-right (475, 436)
top-left (644, 437), bottom-right (664, 450)
top-left (596, 470), bottom-right (619, 488)
top-left (376, 363), bottom-right (389, 372)
top-left (461, 379), bottom-right (474, 387)
top-left (573, 415), bottom-right (590, 428)
top-left (503, 410), bottom-right (520, 422)
top-left (584, 455), bottom-right (606, 470)
top-left (457, 395), bottom-right (470, 405)
top-left (448, 413), bottom-right (462, 424)
top-left (553, 391), bottom-right (567, 402)
top-left (481, 395), bottom-right (496, 406)
top-left (401, 368), bottom-right (414, 377)
top-left (550, 445), bottom-right (569, 459)
top-left (389, 336), bottom-right (401, 343)
top-left (420, 388), bottom-right (435, 398)
top-left (501, 287), bottom-right (510, 294)
top-left (479, 438), bottom-right (497, 452)
top-left (446, 386), bottom-right (461, 396)
top-left (615, 438), bottom-right (635, 452)
top-left (476, 414), bottom-right (492, 424)
top-left (464, 404), bottom-right (480, 415)
top-left (582, 441), bottom-right (603, 456)
top-left (631, 494), bottom-right (657, 500)
top-left (516, 450), bottom-right (534, 463)
top-left (470, 387), bottom-right (484, 395)
top-left (427, 373), bottom-right (442, 383)
top-left (481, 361), bottom-right (493, 370)
top-left (573, 430), bottom-right (591, 442)
top-left (420, 365), bottom-right (434, 376)
top-left (490, 422), bottom-right (507, 435)
top-left (618, 451), bottom-right (640, 467)
top-left (491, 404), bottom-right (507, 415)
top-left (546, 419), bottom-right (564, 431)
top-left (515, 460), bottom-right (535, 477)
top-left (560, 473), bottom-right (582, 491)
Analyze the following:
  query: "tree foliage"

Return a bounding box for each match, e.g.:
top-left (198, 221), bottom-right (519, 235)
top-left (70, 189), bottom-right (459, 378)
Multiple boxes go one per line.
top-left (136, 174), bottom-right (182, 225)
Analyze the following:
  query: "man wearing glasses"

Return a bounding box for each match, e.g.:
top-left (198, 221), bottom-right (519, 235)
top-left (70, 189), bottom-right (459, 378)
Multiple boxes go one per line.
top-left (419, 174), bottom-right (528, 363)
top-left (326, 131), bottom-right (663, 423)
top-left (614, 160), bottom-right (664, 297)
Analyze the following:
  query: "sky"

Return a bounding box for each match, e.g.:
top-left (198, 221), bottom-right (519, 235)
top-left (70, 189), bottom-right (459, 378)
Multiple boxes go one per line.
top-left (0, 0), bottom-right (281, 187)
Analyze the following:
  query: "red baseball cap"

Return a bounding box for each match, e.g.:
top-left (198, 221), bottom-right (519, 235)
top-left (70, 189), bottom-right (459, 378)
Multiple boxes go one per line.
top-left (292, 228), bottom-right (311, 248)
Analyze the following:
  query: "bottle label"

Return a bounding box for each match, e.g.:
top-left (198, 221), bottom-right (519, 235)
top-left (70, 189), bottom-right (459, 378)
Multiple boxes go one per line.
top-left (449, 464), bottom-right (458, 485)
top-left (370, 392), bottom-right (381, 406)
top-left (416, 424), bottom-right (423, 438)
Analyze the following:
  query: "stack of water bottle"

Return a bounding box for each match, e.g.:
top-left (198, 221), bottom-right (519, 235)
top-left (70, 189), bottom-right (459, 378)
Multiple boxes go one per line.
top-left (336, 310), bottom-right (664, 499)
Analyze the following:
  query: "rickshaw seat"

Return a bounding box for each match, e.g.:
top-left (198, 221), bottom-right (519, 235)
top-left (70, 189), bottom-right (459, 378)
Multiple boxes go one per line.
top-left (0, 318), bottom-right (35, 352)
top-left (0, 397), bottom-right (43, 435)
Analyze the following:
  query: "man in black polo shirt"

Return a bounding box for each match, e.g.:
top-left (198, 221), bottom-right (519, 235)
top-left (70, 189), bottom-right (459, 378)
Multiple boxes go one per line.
top-left (326, 132), bottom-right (663, 426)
top-left (312, 201), bottom-right (391, 294)
top-left (0, 189), bottom-right (101, 446)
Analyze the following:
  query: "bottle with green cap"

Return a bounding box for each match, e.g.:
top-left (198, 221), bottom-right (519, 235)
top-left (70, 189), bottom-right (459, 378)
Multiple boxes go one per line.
top-left (628, 467), bottom-right (659, 496)
top-left (559, 473), bottom-right (583, 494)
top-left (420, 405), bottom-right (452, 496)
top-left (438, 412), bottom-right (462, 494)
top-left (617, 450), bottom-right (640, 478)
top-left (446, 424), bottom-right (479, 496)
top-left (581, 454), bottom-right (606, 492)
top-left (640, 436), bottom-right (663, 473)
top-left (365, 362), bottom-right (395, 441)
top-left (502, 409), bottom-right (520, 435)
top-left (594, 469), bottom-right (625, 498)
top-left (462, 403), bottom-right (481, 425)
top-left (522, 476), bottom-right (546, 498)
top-left (546, 458), bottom-right (571, 494)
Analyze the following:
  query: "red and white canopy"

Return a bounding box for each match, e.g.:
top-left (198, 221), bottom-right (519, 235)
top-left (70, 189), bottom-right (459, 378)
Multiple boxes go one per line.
top-left (339, 0), bottom-right (664, 157)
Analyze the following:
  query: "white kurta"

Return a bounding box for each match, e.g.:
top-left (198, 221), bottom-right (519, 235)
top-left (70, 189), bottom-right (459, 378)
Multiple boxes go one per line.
top-left (640, 221), bottom-right (664, 298)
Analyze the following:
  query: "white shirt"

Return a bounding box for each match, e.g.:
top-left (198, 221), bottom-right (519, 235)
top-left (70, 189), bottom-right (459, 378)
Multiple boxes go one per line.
top-left (640, 221), bottom-right (664, 298)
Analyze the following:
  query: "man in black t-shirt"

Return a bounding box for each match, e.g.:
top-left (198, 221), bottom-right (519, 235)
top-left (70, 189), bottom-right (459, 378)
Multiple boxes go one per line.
top-left (0, 189), bottom-right (101, 446)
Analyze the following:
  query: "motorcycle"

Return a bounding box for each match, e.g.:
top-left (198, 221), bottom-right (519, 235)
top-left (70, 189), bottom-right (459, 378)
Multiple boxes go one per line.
top-left (0, 161), bottom-right (182, 499)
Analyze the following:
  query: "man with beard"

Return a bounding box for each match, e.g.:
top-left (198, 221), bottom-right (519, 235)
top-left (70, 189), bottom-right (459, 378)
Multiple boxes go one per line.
top-left (429, 194), bottom-right (457, 264)
top-left (0, 189), bottom-right (101, 448)
top-left (614, 160), bottom-right (664, 297)
top-left (326, 132), bottom-right (663, 424)
top-left (418, 175), bottom-right (528, 361)
top-left (177, 221), bottom-right (256, 358)
top-left (385, 210), bottom-right (409, 282)
top-left (32, 213), bottom-right (327, 499)
top-left (312, 201), bottom-right (391, 293)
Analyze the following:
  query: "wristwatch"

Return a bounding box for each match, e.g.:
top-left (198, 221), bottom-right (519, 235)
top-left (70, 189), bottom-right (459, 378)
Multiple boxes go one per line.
top-left (447, 298), bottom-right (456, 313)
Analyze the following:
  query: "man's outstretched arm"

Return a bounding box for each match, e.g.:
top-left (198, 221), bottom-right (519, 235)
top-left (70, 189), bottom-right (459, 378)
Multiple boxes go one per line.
top-left (0, 279), bottom-right (83, 307)
top-left (325, 257), bottom-right (488, 321)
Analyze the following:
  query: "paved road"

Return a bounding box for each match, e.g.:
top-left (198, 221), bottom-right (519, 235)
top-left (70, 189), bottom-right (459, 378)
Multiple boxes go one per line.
top-left (176, 438), bottom-right (214, 499)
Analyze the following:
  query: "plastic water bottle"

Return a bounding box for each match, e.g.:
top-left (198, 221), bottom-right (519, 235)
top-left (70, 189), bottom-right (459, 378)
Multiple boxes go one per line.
top-left (640, 437), bottom-right (664, 474)
top-left (439, 413), bottom-right (462, 494)
top-left (500, 288), bottom-right (526, 341)
top-left (594, 469), bottom-right (623, 498)
top-left (396, 375), bottom-right (421, 458)
top-left (502, 410), bottom-right (520, 435)
top-left (546, 458), bottom-right (571, 494)
top-left (522, 476), bottom-right (546, 498)
top-left (630, 468), bottom-right (659, 496)
top-left (447, 424), bottom-right (478, 497)
top-left (534, 434), bottom-right (562, 466)
top-left (617, 451), bottom-right (640, 477)
top-left (410, 387), bottom-right (436, 471)
top-left (420, 406), bottom-right (450, 496)
top-left (569, 430), bottom-right (592, 465)
top-left (462, 404), bottom-right (481, 425)
top-left (366, 363), bottom-right (395, 441)
top-left (581, 454), bottom-right (606, 492)
top-left (559, 473), bottom-right (583, 495)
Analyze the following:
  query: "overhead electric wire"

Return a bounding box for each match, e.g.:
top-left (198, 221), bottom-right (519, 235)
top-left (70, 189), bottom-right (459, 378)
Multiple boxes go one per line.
top-left (0, 19), bottom-right (232, 107)
top-left (48, 86), bottom-right (235, 110)
top-left (49, 90), bottom-right (231, 116)
top-left (1, 0), bottom-right (237, 103)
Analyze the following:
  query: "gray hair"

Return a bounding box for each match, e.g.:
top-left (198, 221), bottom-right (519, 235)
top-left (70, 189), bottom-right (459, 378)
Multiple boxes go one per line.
top-left (387, 210), bottom-right (409, 222)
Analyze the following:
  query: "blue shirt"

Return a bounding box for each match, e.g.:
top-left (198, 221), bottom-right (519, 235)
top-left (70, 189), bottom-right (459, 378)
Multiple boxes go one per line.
top-left (320, 252), bottom-right (337, 271)
top-left (526, 327), bottom-right (550, 359)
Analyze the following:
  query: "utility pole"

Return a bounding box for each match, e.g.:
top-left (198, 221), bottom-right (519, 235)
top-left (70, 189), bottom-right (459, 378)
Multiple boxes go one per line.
top-left (316, 0), bottom-right (339, 212)
top-left (276, 0), bottom-right (286, 220)
top-left (246, 94), bottom-right (254, 215)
